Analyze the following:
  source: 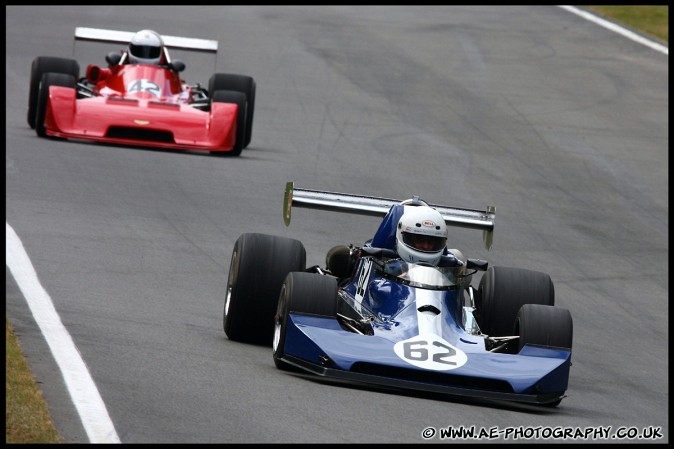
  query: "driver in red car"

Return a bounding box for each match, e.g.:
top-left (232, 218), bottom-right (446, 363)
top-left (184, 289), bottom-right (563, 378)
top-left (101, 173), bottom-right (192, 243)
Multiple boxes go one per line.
top-left (86, 29), bottom-right (185, 87)
top-left (125, 29), bottom-right (166, 65)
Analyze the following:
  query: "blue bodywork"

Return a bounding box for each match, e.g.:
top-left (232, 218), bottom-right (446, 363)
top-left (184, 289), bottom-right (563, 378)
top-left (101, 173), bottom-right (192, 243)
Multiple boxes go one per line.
top-left (278, 204), bottom-right (571, 405)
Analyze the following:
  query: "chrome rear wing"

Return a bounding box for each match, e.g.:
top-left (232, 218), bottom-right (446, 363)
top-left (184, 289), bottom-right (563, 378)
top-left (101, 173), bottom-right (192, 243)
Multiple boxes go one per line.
top-left (283, 181), bottom-right (495, 250)
top-left (74, 27), bottom-right (218, 53)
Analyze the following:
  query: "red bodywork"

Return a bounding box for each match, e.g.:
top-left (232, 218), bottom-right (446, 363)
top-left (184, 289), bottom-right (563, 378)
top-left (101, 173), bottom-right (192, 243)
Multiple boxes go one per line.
top-left (43, 64), bottom-right (238, 153)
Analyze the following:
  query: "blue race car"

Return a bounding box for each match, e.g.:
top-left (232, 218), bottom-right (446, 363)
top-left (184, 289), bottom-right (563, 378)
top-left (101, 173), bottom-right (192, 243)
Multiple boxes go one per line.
top-left (223, 182), bottom-right (573, 406)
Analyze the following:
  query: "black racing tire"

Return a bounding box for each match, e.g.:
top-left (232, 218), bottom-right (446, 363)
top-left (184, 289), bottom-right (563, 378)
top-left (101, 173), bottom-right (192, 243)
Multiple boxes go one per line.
top-left (243, 80), bottom-right (255, 148)
top-left (516, 303), bottom-right (572, 408)
top-left (35, 72), bottom-right (76, 138)
top-left (210, 90), bottom-right (246, 156)
top-left (208, 73), bottom-right (255, 148)
top-left (273, 272), bottom-right (338, 371)
top-left (475, 266), bottom-right (554, 337)
top-left (516, 304), bottom-right (573, 352)
top-left (28, 56), bottom-right (79, 129)
top-left (223, 233), bottom-right (306, 345)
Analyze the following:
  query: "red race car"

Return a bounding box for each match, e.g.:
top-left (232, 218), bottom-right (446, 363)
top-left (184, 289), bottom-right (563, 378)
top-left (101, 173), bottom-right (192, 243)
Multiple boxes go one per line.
top-left (27, 28), bottom-right (255, 156)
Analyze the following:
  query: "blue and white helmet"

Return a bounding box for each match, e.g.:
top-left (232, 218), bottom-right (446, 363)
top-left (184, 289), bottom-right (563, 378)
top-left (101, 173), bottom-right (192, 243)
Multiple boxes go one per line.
top-left (128, 29), bottom-right (164, 65)
top-left (395, 205), bottom-right (447, 265)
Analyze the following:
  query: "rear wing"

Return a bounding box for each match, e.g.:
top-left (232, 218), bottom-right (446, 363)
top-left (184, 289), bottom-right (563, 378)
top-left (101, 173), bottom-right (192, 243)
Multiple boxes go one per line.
top-left (283, 181), bottom-right (495, 250)
top-left (74, 27), bottom-right (218, 53)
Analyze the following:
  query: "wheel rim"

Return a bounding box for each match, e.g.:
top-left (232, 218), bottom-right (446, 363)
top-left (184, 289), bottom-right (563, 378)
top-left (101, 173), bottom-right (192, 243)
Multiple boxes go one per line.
top-left (272, 285), bottom-right (287, 354)
top-left (224, 288), bottom-right (232, 318)
top-left (272, 317), bottom-right (281, 353)
top-left (224, 249), bottom-right (239, 319)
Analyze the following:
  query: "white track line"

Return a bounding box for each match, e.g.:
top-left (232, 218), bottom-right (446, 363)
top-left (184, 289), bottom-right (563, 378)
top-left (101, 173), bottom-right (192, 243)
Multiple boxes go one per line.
top-left (6, 222), bottom-right (121, 444)
top-left (558, 5), bottom-right (668, 55)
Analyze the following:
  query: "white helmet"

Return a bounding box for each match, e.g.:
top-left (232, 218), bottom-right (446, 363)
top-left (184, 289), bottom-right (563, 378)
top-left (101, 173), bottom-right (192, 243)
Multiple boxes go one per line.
top-left (396, 205), bottom-right (447, 265)
top-left (128, 30), bottom-right (164, 65)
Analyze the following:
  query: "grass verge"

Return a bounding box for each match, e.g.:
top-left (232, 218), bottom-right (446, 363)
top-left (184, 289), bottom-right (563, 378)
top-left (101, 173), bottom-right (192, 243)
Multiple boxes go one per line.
top-left (585, 5), bottom-right (668, 42)
top-left (6, 318), bottom-right (62, 443)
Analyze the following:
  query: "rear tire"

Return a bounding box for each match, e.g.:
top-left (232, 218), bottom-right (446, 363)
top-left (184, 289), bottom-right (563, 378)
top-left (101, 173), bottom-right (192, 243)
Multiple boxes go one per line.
top-left (35, 72), bottom-right (75, 138)
top-left (28, 56), bottom-right (79, 129)
top-left (273, 272), bottom-right (338, 370)
top-left (208, 73), bottom-right (255, 148)
top-left (223, 233), bottom-right (306, 345)
top-left (475, 266), bottom-right (554, 338)
top-left (210, 90), bottom-right (246, 156)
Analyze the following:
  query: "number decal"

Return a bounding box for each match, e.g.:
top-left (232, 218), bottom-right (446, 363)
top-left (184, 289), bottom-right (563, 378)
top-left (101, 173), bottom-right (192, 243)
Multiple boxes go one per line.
top-left (127, 79), bottom-right (161, 98)
top-left (402, 340), bottom-right (455, 365)
top-left (432, 340), bottom-right (457, 365)
top-left (354, 258), bottom-right (372, 304)
top-left (394, 336), bottom-right (467, 371)
top-left (402, 341), bottom-right (428, 361)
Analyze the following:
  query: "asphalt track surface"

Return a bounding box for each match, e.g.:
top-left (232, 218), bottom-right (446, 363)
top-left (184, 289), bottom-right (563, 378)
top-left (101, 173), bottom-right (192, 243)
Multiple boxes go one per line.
top-left (6, 5), bottom-right (668, 444)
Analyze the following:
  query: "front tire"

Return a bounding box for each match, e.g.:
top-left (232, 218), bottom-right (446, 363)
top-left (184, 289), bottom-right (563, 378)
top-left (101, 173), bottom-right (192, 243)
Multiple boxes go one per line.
top-left (208, 73), bottom-right (255, 148)
top-left (516, 304), bottom-right (572, 407)
top-left (210, 90), bottom-right (246, 156)
top-left (223, 233), bottom-right (306, 345)
top-left (28, 56), bottom-right (79, 129)
top-left (35, 72), bottom-right (75, 138)
top-left (516, 304), bottom-right (572, 352)
top-left (273, 272), bottom-right (338, 370)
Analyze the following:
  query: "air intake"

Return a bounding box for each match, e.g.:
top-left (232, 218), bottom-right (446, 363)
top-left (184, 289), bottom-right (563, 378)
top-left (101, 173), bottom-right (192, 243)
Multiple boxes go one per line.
top-left (350, 362), bottom-right (514, 392)
top-left (106, 127), bottom-right (174, 143)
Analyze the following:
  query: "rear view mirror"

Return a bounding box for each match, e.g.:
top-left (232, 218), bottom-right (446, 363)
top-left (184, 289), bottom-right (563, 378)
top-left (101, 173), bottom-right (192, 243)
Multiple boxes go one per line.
top-left (170, 60), bottom-right (186, 72)
top-left (105, 52), bottom-right (122, 66)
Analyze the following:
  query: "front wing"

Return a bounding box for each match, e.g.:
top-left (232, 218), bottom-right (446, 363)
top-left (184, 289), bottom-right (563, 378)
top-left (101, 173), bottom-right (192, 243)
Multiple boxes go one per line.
top-left (280, 314), bottom-right (571, 405)
top-left (44, 86), bottom-right (239, 152)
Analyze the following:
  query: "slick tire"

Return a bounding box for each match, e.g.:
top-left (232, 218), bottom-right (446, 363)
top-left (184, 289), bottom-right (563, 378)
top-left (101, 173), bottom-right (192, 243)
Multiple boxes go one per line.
top-left (223, 233), bottom-right (306, 345)
top-left (208, 73), bottom-right (255, 148)
top-left (516, 304), bottom-right (572, 352)
top-left (475, 266), bottom-right (554, 338)
top-left (516, 304), bottom-right (572, 408)
top-left (210, 90), bottom-right (246, 156)
top-left (28, 56), bottom-right (79, 129)
top-left (273, 272), bottom-right (338, 371)
top-left (35, 72), bottom-right (76, 138)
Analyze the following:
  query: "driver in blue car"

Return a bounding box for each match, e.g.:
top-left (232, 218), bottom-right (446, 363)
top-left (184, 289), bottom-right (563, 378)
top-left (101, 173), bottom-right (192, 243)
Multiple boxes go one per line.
top-left (380, 205), bottom-right (451, 278)
top-left (326, 203), bottom-right (464, 279)
top-left (395, 205), bottom-right (447, 265)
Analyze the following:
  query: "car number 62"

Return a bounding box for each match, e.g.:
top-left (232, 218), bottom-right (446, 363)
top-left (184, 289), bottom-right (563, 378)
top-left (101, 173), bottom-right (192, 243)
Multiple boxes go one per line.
top-left (393, 335), bottom-right (467, 371)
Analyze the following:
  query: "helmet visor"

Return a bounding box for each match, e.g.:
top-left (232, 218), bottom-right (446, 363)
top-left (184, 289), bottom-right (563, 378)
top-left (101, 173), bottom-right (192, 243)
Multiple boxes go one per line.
top-left (402, 232), bottom-right (446, 252)
top-left (130, 44), bottom-right (161, 59)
